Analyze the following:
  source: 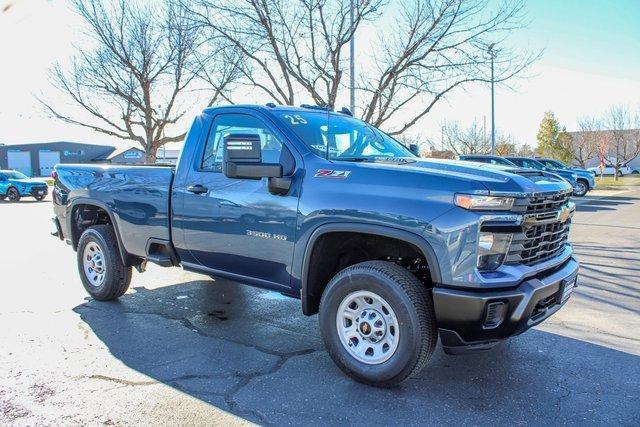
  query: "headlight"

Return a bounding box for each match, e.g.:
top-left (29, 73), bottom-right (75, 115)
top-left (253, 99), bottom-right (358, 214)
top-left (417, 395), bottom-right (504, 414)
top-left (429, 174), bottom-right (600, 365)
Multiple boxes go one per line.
top-left (454, 194), bottom-right (514, 211)
top-left (477, 232), bottom-right (512, 271)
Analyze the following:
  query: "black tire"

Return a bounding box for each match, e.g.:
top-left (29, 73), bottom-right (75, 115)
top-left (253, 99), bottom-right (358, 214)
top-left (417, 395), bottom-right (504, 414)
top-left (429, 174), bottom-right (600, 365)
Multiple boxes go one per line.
top-left (573, 179), bottom-right (588, 197)
top-left (6, 187), bottom-right (20, 202)
top-left (319, 260), bottom-right (437, 387)
top-left (34, 195), bottom-right (46, 201)
top-left (77, 225), bottom-right (132, 301)
top-left (617, 170), bottom-right (623, 177)
top-left (0, 195), bottom-right (5, 200)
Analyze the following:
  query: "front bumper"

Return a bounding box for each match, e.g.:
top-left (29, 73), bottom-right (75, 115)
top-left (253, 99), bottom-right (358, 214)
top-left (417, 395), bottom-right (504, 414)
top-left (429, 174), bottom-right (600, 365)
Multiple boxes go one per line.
top-left (433, 256), bottom-right (579, 354)
top-left (29, 186), bottom-right (48, 197)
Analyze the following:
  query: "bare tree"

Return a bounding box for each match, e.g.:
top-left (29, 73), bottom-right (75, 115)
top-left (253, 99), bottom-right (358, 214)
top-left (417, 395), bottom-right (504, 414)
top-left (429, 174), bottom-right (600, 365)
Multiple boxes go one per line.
top-left (189, 0), bottom-right (382, 107)
top-left (567, 117), bottom-right (602, 168)
top-left (190, 0), bottom-right (536, 136)
top-left (602, 106), bottom-right (640, 180)
top-left (441, 120), bottom-right (489, 155)
top-left (360, 0), bottom-right (539, 135)
top-left (42, 0), bottom-right (240, 162)
top-left (517, 143), bottom-right (534, 157)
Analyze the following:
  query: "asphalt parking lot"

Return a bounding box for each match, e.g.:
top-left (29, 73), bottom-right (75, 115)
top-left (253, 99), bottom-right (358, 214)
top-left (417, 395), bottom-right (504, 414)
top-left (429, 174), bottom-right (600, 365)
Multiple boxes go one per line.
top-left (1, 189), bottom-right (639, 425)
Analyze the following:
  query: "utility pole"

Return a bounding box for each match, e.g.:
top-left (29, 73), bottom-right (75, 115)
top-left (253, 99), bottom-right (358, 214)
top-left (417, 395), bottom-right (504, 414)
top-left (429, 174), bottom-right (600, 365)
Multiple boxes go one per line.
top-left (488, 44), bottom-right (496, 155)
top-left (349, 0), bottom-right (355, 115)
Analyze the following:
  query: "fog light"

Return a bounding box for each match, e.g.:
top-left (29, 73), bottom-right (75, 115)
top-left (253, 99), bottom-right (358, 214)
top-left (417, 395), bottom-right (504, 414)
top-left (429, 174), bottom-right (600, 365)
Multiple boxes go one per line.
top-left (477, 232), bottom-right (512, 271)
top-left (483, 302), bottom-right (507, 329)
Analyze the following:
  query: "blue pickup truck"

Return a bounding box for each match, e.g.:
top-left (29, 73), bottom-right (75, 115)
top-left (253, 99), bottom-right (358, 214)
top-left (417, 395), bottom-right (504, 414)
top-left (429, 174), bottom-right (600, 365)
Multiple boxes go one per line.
top-left (51, 104), bottom-right (579, 386)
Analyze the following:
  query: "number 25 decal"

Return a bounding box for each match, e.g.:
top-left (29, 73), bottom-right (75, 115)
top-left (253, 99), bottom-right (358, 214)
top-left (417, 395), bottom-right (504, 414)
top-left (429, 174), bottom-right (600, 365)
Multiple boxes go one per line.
top-left (283, 114), bottom-right (308, 125)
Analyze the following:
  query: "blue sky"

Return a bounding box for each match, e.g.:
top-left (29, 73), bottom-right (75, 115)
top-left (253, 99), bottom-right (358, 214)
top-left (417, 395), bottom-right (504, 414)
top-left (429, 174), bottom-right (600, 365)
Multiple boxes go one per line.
top-left (522, 0), bottom-right (640, 80)
top-left (0, 0), bottom-right (638, 148)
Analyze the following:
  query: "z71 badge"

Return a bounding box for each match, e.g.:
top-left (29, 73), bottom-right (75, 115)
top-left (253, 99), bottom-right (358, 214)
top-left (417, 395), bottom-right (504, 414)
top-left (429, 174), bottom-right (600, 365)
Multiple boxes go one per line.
top-left (314, 169), bottom-right (351, 179)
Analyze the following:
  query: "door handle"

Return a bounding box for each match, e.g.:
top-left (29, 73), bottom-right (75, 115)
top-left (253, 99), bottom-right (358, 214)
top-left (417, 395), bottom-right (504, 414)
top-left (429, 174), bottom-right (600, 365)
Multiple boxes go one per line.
top-left (187, 184), bottom-right (208, 195)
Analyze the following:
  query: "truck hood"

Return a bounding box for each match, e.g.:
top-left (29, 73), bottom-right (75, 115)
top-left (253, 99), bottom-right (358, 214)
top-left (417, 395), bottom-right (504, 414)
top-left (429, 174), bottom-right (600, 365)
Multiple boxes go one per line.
top-left (350, 158), bottom-right (572, 195)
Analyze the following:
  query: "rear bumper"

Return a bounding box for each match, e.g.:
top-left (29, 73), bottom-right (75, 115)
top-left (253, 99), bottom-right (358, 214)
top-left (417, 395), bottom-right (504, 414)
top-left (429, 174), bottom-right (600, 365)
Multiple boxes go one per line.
top-left (433, 256), bottom-right (579, 354)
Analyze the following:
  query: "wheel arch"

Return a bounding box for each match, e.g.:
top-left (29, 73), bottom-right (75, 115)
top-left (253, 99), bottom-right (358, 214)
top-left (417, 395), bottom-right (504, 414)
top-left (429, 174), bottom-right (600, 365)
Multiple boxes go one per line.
top-left (301, 223), bottom-right (442, 315)
top-left (68, 199), bottom-right (135, 266)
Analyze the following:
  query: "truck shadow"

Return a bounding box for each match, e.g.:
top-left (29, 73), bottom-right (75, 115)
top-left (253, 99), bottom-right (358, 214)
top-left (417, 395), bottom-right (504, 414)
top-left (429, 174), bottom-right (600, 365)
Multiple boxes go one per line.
top-left (73, 279), bottom-right (640, 425)
top-left (574, 193), bottom-right (637, 212)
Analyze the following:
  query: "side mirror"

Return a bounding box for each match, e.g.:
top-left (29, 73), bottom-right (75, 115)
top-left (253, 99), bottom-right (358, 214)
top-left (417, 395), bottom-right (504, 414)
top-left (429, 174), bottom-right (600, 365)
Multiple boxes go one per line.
top-left (409, 144), bottom-right (420, 156)
top-left (223, 134), bottom-right (282, 180)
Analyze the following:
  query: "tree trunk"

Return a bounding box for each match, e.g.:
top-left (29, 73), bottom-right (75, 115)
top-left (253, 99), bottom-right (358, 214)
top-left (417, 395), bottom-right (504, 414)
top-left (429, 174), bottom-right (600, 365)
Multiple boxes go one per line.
top-left (145, 147), bottom-right (158, 164)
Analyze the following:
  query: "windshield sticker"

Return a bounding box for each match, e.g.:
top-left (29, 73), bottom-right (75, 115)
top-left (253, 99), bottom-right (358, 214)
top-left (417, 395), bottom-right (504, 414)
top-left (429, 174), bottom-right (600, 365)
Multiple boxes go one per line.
top-left (315, 169), bottom-right (351, 179)
top-left (283, 114), bottom-right (308, 125)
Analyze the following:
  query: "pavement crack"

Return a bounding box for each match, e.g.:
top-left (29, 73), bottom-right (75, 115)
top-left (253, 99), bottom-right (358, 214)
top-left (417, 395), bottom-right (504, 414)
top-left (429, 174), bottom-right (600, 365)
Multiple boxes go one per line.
top-left (223, 348), bottom-right (316, 426)
top-left (79, 374), bottom-right (157, 387)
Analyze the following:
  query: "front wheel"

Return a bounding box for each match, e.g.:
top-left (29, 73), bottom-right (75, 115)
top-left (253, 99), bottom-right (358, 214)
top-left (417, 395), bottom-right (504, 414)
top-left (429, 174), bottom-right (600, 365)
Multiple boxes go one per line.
top-left (34, 195), bottom-right (46, 201)
top-left (573, 180), bottom-right (588, 197)
top-left (6, 187), bottom-right (20, 202)
top-left (77, 225), bottom-right (132, 301)
top-left (319, 261), bottom-right (437, 387)
top-left (617, 170), bottom-right (623, 177)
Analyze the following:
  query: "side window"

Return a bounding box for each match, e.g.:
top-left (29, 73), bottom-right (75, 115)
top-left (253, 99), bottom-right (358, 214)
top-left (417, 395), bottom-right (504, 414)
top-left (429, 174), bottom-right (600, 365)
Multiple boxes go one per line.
top-left (200, 114), bottom-right (284, 172)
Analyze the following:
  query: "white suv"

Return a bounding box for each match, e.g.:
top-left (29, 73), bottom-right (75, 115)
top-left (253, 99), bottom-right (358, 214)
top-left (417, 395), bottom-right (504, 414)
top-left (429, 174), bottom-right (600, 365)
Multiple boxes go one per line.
top-left (588, 165), bottom-right (633, 177)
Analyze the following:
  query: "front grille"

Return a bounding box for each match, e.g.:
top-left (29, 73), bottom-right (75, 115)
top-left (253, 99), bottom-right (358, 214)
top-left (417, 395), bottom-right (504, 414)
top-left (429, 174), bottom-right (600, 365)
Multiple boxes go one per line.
top-left (512, 191), bottom-right (571, 215)
top-left (506, 191), bottom-right (573, 266)
top-left (30, 186), bottom-right (48, 195)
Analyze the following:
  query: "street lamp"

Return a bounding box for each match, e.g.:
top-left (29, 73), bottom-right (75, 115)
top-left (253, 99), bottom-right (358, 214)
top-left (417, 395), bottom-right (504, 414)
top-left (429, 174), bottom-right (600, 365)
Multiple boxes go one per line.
top-left (488, 43), bottom-right (496, 155)
top-left (349, 0), bottom-right (355, 115)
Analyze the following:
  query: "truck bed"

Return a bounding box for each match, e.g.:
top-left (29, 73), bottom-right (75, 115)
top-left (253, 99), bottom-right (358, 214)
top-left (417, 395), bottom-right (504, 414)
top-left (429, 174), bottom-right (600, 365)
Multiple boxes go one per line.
top-left (54, 164), bottom-right (174, 258)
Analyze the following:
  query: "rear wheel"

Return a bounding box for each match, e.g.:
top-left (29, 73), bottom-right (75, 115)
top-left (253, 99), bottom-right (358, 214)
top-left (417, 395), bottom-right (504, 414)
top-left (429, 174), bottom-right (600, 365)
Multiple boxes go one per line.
top-left (573, 180), bottom-right (588, 197)
top-left (617, 170), bottom-right (623, 177)
top-left (319, 261), bottom-right (437, 387)
top-left (77, 225), bottom-right (132, 300)
top-left (6, 187), bottom-right (20, 202)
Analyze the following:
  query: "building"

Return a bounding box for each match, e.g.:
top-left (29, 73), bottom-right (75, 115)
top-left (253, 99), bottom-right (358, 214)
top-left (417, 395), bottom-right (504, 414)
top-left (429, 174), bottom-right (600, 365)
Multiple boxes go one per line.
top-left (0, 142), bottom-right (146, 177)
top-left (92, 146), bottom-right (146, 164)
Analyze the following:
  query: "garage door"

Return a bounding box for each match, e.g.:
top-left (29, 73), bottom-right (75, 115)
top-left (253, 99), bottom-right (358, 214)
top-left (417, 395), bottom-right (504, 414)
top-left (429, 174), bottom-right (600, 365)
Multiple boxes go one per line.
top-left (39, 151), bottom-right (61, 177)
top-left (7, 151), bottom-right (32, 176)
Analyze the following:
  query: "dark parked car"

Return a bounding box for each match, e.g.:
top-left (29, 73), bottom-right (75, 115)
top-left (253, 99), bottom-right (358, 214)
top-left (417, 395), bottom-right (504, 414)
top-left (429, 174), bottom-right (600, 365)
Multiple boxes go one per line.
top-left (458, 155), bottom-right (518, 167)
top-left (51, 104), bottom-right (578, 387)
top-left (536, 158), bottom-right (596, 197)
top-left (505, 157), bottom-right (581, 196)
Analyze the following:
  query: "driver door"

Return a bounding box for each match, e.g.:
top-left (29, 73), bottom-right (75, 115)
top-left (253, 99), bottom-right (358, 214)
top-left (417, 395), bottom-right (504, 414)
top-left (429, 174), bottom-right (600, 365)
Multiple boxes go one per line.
top-left (175, 113), bottom-right (299, 289)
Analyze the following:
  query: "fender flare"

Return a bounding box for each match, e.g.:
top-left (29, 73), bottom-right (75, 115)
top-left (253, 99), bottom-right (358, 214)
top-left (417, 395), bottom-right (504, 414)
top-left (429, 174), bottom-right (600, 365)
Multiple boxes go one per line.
top-left (67, 198), bottom-right (132, 265)
top-left (300, 222), bottom-right (442, 315)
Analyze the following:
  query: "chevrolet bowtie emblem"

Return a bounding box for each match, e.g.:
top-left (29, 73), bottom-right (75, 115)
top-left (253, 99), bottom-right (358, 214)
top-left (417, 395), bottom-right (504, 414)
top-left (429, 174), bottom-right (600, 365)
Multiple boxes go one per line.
top-left (557, 206), bottom-right (571, 223)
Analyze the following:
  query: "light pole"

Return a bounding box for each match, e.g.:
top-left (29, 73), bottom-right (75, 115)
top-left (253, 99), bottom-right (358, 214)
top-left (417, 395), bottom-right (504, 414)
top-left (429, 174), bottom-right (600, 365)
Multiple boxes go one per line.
top-left (488, 43), bottom-right (496, 155)
top-left (349, 0), bottom-right (355, 115)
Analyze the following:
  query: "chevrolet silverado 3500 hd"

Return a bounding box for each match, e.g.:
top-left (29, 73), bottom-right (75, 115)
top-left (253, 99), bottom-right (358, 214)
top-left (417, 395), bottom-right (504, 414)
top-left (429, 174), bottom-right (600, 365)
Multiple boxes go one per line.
top-left (51, 104), bottom-right (578, 387)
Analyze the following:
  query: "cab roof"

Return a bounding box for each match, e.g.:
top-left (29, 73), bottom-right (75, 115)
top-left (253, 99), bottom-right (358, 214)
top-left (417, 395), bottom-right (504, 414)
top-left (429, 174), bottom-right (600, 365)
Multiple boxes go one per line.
top-left (203, 103), bottom-right (353, 117)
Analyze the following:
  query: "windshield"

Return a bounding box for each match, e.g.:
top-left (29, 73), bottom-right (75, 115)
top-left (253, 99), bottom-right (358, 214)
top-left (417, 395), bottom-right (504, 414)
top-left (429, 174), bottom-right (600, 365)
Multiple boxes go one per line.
top-left (548, 160), bottom-right (566, 169)
top-left (526, 159), bottom-right (547, 170)
top-left (275, 111), bottom-right (415, 162)
top-left (5, 171), bottom-right (28, 179)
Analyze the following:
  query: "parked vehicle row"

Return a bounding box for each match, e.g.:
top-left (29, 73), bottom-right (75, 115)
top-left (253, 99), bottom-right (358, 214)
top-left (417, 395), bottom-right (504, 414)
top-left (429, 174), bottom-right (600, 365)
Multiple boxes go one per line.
top-left (458, 155), bottom-right (595, 197)
top-left (51, 104), bottom-right (579, 387)
top-left (0, 170), bottom-right (49, 202)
